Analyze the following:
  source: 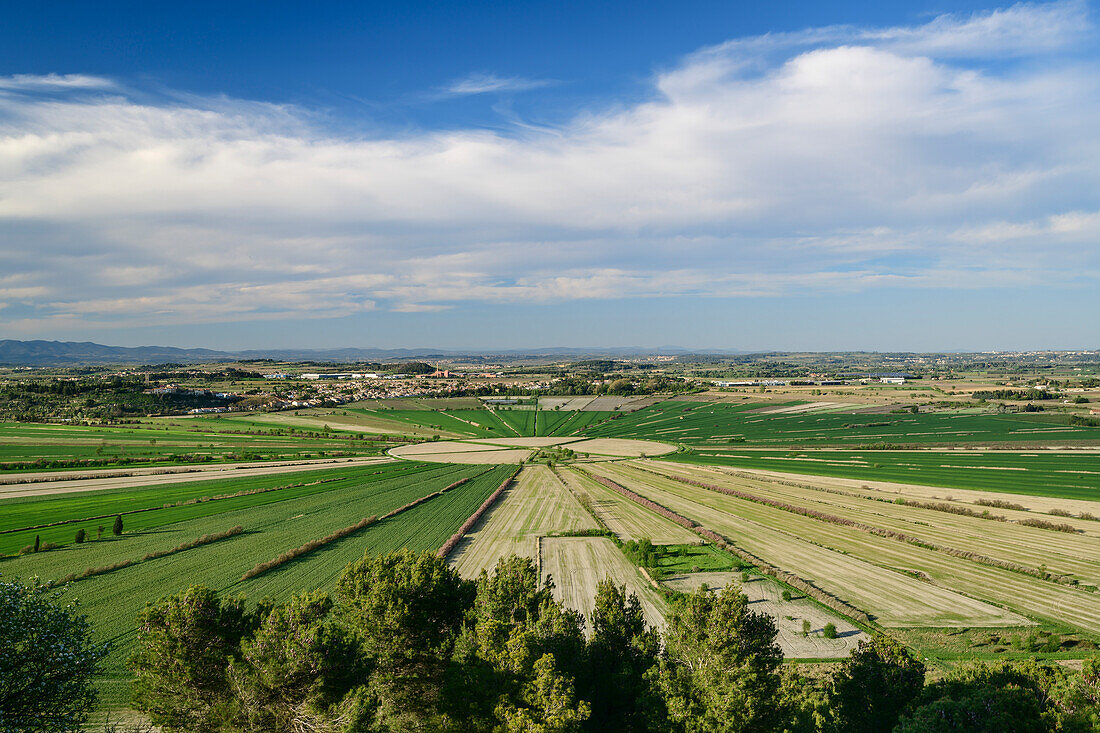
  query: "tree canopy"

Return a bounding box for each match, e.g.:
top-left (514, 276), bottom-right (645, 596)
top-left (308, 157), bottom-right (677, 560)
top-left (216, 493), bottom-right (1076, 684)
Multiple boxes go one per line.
top-left (0, 577), bottom-right (106, 733)
top-left (119, 551), bottom-right (1100, 733)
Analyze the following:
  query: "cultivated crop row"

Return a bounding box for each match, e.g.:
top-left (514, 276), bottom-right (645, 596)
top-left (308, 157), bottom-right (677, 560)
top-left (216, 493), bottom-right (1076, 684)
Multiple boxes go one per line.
top-left (631, 463), bottom-right (1087, 589)
top-left (448, 466), bottom-right (598, 578)
top-left (0, 462), bottom-right (429, 555)
top-left (575, 467), bottom-right (874, 625)
top-left (52, 525), bottom-right (244, 586)
top-left (597, 462), bottom-right (1100, 632)
top-left (246, 474), bottom-right (481, 579)
top-left (644, 462), bottom-right (1100, 588)
top-left (584, 462), bottom-right (1024, 628)
top-left (16, 462), bottom-right (490, 694)
top-left (438, 467), bottom-right (521, 556)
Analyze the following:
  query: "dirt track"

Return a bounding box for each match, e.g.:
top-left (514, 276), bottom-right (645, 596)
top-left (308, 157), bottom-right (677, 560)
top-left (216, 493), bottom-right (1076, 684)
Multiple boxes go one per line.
top-left (0, 456), bottom-right (393, 499)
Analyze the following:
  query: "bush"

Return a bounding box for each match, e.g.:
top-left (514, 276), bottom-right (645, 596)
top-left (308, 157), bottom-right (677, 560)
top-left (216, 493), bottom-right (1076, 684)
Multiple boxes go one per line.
top-left (74, 529), bottom-right (86, 544)
top-left (975, 498), bottom-right (1027, 511)
top-left (781, 590), bottom-right (792, 602)
top-left (1018, 517), bottom-right (1080, 533)
top-left (112, 515), bottom-right (123, 536)
top-left (823, 623), bottom-right (837, 639)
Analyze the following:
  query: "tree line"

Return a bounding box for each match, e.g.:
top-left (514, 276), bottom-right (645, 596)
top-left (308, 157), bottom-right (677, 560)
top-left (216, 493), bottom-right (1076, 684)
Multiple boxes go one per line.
top-left (2, 551), bottom-right (1099, 732)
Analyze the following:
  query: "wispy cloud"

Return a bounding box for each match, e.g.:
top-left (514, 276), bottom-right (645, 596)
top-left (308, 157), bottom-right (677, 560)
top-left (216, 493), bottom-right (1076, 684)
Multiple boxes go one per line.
top-left (0, 73), bottom-right (115, 91)
top-left (0, 1), bottom-right (1097, 332)
top-left (443, 72), bottom-right (553, 96)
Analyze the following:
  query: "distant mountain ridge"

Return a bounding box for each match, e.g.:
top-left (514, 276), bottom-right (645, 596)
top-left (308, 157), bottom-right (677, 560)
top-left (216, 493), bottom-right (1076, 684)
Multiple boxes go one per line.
top-left (0, 340), bottom-right (704, 366)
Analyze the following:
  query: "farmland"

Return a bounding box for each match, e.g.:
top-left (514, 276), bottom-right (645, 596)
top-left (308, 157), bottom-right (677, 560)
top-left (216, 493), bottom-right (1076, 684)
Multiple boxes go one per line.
top-left (663, 572), bottom-right (868, 659)
top-left (0, 459), bottom-right (408, 555)
top-left (1, 461), bottom-right (514, 705)
top-left (672, 447), bottom-right (1100, 500)
top-left (444, 457), bottom-right (863, 654)
top-left (586, 461), bottom-right (1100, 634)
top-left (389, 436), bottom-right (676, 463)
top-left (540, 536), bottom-right (668, 632)
top-left (450, 465), bottom-right (597, 577)
top-left (213, 402), bottom-right (622, 440)
top-left (587, 399), bottom-right (1100, 447)
top-left (0, 418), bottom-right (389, 472)
top-left (557, 467), bottom-right (700, 544)
top-left (581, 462), bottom-right (1025, 628)
top-left (5, 379), bottom-right (1100, 719)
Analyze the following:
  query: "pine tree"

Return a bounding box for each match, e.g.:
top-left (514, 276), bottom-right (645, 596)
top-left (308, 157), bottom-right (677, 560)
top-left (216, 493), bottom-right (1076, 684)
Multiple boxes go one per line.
top-left (75, 528), bottom-right (86, 544)
top-left (33, 534), bottom-right (40, 552)
top-left (113, 515), bottom-right (124, 536)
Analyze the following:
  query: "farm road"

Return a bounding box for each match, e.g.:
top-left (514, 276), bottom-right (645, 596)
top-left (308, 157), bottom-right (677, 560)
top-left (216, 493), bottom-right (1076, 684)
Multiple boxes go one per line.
top-left (0, 456), bottom-right (394, 498)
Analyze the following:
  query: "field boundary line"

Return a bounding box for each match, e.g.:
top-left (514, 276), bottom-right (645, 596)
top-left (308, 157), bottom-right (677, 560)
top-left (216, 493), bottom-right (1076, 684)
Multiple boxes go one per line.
top-left (0, 456), bottom-right (393, 487)
top-left (550, 466), bottom-right (611, 534)
top-left (50, 525), bottom-right (245, 587)
top-left (243, 470), bottom-right (491, 580)
top-left (631, 462), bottom-right (1090, 591)
top-left (574, 465), bottom-right (875, 626)
top-left (1, 476), bottom-right (350, 537)
top-left (439, 466), bottom-right (522, 557)
top-left (691, 461), bottom-right (1100, 526)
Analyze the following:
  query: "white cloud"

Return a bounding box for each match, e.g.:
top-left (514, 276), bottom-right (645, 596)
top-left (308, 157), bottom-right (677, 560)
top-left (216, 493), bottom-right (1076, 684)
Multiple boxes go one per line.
top-left (0, 73), bottom-right (115, 91)
top-left (444, 72), bottom-right (553, 95)
top-left (865, 0), bottom-right (1090, 56)
top-left (0, 1), bottom-right (1098, 332)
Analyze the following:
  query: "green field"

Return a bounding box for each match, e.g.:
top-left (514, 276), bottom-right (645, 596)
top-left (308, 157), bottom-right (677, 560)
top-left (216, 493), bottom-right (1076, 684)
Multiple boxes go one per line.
top-left (536, 408), bottom-right (616, 436)
top-left (331, 405), bottom-right (617, 438)
top-left (667, 448), bottom-right (1100, 500)
top-left (0, 461), bottom-right (514, 705)
top-left (650, 543), bottom-right (745, 574)
top-left (0, 462), bottom-right (429, 555)
top-left (586, 400), bottom-right (1100, 446)
top-left (0, 419), bottom-right (386, 471)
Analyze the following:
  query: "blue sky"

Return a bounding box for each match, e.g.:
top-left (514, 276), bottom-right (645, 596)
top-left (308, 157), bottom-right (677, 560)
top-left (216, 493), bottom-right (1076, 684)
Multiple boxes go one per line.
top-left (1, 1), bottom-right (1098, 351)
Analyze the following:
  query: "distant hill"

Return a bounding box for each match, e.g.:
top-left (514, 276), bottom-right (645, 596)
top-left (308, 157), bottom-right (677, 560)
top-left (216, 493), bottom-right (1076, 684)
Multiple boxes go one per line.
top-left (0, 340), bottom-right (702, 366)
top-left (0, 340), bottom-right (231, 366)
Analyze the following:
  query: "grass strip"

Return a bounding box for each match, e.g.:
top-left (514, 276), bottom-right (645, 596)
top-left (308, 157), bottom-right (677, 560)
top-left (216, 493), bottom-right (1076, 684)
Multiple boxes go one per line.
top-left (2, 477), bottom-right (346, 535)
top-left (50, 525), bottom-right (244, 586)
